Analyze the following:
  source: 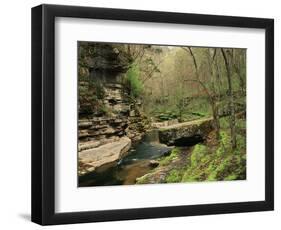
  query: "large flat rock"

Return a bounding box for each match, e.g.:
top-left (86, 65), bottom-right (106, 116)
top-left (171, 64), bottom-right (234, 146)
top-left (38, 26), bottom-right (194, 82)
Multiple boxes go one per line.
top-left (79, 137), bottom-right (131, 175)
top-left (158, 117), bottom-right (214, 146)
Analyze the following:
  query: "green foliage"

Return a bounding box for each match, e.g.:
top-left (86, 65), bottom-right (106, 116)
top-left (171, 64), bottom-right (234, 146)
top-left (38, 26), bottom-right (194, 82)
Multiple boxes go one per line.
top-left (235, 134), bottom-right (246, 151)
top-left (190, 144), bottom-right (208, 167)
top-left (207, 153), bottom-right (246, 181)
top-left (98, 104), bottom-right (110, 115)
top-left (183, 98), bottom-right (211, 121)
top-left (236, 118), bottom-right (246, 130)
top-left (190, 111), bottom-right (207, 117)
top-left (155, 111), bottom-right (178, 121)
top-left (166, 169), bottom-right (184, 183)
top-left (125, 64), bottom-right (143, 98)
top-left (181, 130), bottom-right (246, 183)
top-left (150, 97), bottom-right (211, 122)
top-left (137, 118), bottom-right (246, 185)
top-left (219, 117), bottom-right (229, 129)
top-left (159, 148), bottom-right (180, 166)
top-left (215, 130), bottom-right (230, 156)
top-left (181, 144), bottom-right (210, 182)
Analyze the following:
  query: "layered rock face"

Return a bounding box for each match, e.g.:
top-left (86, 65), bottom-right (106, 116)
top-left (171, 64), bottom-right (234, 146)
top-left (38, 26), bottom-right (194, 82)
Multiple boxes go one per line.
top-left (78, 42), bottom-right (145, 176)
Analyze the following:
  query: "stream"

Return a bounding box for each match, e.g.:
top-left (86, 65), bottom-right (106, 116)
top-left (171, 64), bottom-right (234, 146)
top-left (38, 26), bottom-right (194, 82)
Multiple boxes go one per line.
top-left (79, 130), bottom-right (172, 186)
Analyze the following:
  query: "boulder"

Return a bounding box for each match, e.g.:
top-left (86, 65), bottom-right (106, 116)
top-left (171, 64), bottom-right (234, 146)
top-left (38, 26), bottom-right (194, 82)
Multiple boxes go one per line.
top-left (158, 117), bottom-right (215, 146)
top-left (149, 160), bottom-right (160, 168)
top-left (79, 137), bottom-right (131, 176)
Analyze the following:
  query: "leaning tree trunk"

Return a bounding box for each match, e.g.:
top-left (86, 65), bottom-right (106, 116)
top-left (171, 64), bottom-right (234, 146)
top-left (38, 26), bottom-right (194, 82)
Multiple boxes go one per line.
top-left (221, 48), bottom-right (237, 149)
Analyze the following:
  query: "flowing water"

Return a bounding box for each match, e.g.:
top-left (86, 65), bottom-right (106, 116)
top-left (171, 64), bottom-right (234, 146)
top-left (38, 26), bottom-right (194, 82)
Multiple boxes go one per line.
top-left (79, 130), bottom-right (172, 186)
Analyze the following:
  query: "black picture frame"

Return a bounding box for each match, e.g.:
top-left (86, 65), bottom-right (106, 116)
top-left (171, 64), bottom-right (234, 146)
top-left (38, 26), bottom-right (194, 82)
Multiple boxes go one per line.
top-left (31, 4), bottom-right (274, 225)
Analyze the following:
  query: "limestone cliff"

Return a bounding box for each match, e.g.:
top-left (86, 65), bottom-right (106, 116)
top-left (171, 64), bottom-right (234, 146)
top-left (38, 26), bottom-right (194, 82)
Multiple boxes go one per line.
top-left (78, 42), bottom-right (145, 175)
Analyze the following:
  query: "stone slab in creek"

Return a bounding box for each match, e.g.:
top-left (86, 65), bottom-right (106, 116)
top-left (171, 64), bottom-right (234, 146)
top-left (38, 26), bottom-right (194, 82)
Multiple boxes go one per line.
top-left (158, 117), bottom-right (215, 146)
top-left (79, 137), bottom-right (131, 175)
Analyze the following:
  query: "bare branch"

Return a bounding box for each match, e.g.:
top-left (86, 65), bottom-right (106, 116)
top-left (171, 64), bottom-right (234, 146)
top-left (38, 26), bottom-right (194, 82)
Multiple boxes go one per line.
top-left (185, 47), bottom-right (199, 79)
top-left (141, 59), bottom-right (163, 84)
top-left (184, 79), bottom-right (212, 100)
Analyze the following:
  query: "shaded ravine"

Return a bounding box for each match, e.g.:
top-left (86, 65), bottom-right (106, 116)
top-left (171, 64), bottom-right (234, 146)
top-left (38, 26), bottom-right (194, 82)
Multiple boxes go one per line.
top-left (79, 130), bottom-right (172, 186)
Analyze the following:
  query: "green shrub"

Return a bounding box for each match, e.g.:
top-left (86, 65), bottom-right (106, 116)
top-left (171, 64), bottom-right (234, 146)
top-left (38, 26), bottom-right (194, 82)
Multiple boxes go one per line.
top-left (125, 64), bottom-right (143, 98)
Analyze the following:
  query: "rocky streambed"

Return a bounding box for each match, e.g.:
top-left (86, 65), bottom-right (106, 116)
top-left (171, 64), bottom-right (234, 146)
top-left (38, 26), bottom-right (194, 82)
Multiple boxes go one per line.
top-left (79, 129), bottom-right (172, 186)
top-left (79, 118), bottom-right (214, 186)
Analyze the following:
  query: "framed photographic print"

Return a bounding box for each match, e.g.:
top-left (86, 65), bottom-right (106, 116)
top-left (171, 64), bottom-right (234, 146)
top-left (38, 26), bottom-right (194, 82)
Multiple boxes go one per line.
top-left (31, 4), bottom-right (274, 225)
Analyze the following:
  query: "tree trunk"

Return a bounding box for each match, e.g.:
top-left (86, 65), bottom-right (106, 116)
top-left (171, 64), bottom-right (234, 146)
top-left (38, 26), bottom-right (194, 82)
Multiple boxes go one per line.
top-left (221, 48), bottom-right (237, 149)
top-left (186, 47), bottom-right (220, 140)
top-left (230, 49), bottom-right (246, 95)
top-left (211, 100), bottom-right (220, 140)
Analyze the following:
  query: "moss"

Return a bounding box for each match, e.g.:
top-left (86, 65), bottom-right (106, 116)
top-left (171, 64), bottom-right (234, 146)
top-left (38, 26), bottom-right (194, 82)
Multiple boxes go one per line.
top-left (215, 131), bottom-right (230, 157)
top-left (220, 131), bottom-right (231, 146)
top-left (165, 169), bottom-right (183, 183)
top-left (213, 154), bottom-right (246, 180)
top-left (181, 144), bottom-right (210, 182)
top-left (225, 174), bottom-right (238, 180)
top-left (190, 144), bottom-right (208, 167)
top-left (207, 172), bottom-right (217, 181)
top-left (136, 174), bottom-right (150, 184)
top-left (181, 130), bottom-right (246, 183)
top-left (98, 104), bottom-right (110, 115)
top-left (236, 119), bottom-right (246, 130)
top-left (138, 121), bottom-right (246, 185)
top-left (159, 148), bottom-right (180, 166)
top-left (235, 133), bottom-right (246, 153)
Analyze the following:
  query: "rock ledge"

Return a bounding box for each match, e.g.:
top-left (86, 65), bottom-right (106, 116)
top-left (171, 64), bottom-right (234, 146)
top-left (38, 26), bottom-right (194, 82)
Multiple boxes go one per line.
top-left (79, 137), bottom-right (131, 176)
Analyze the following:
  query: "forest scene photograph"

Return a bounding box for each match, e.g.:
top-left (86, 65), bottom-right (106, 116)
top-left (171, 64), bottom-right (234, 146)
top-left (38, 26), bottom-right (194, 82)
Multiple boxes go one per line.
top-left (78, 41), bottom-right (246, 187)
